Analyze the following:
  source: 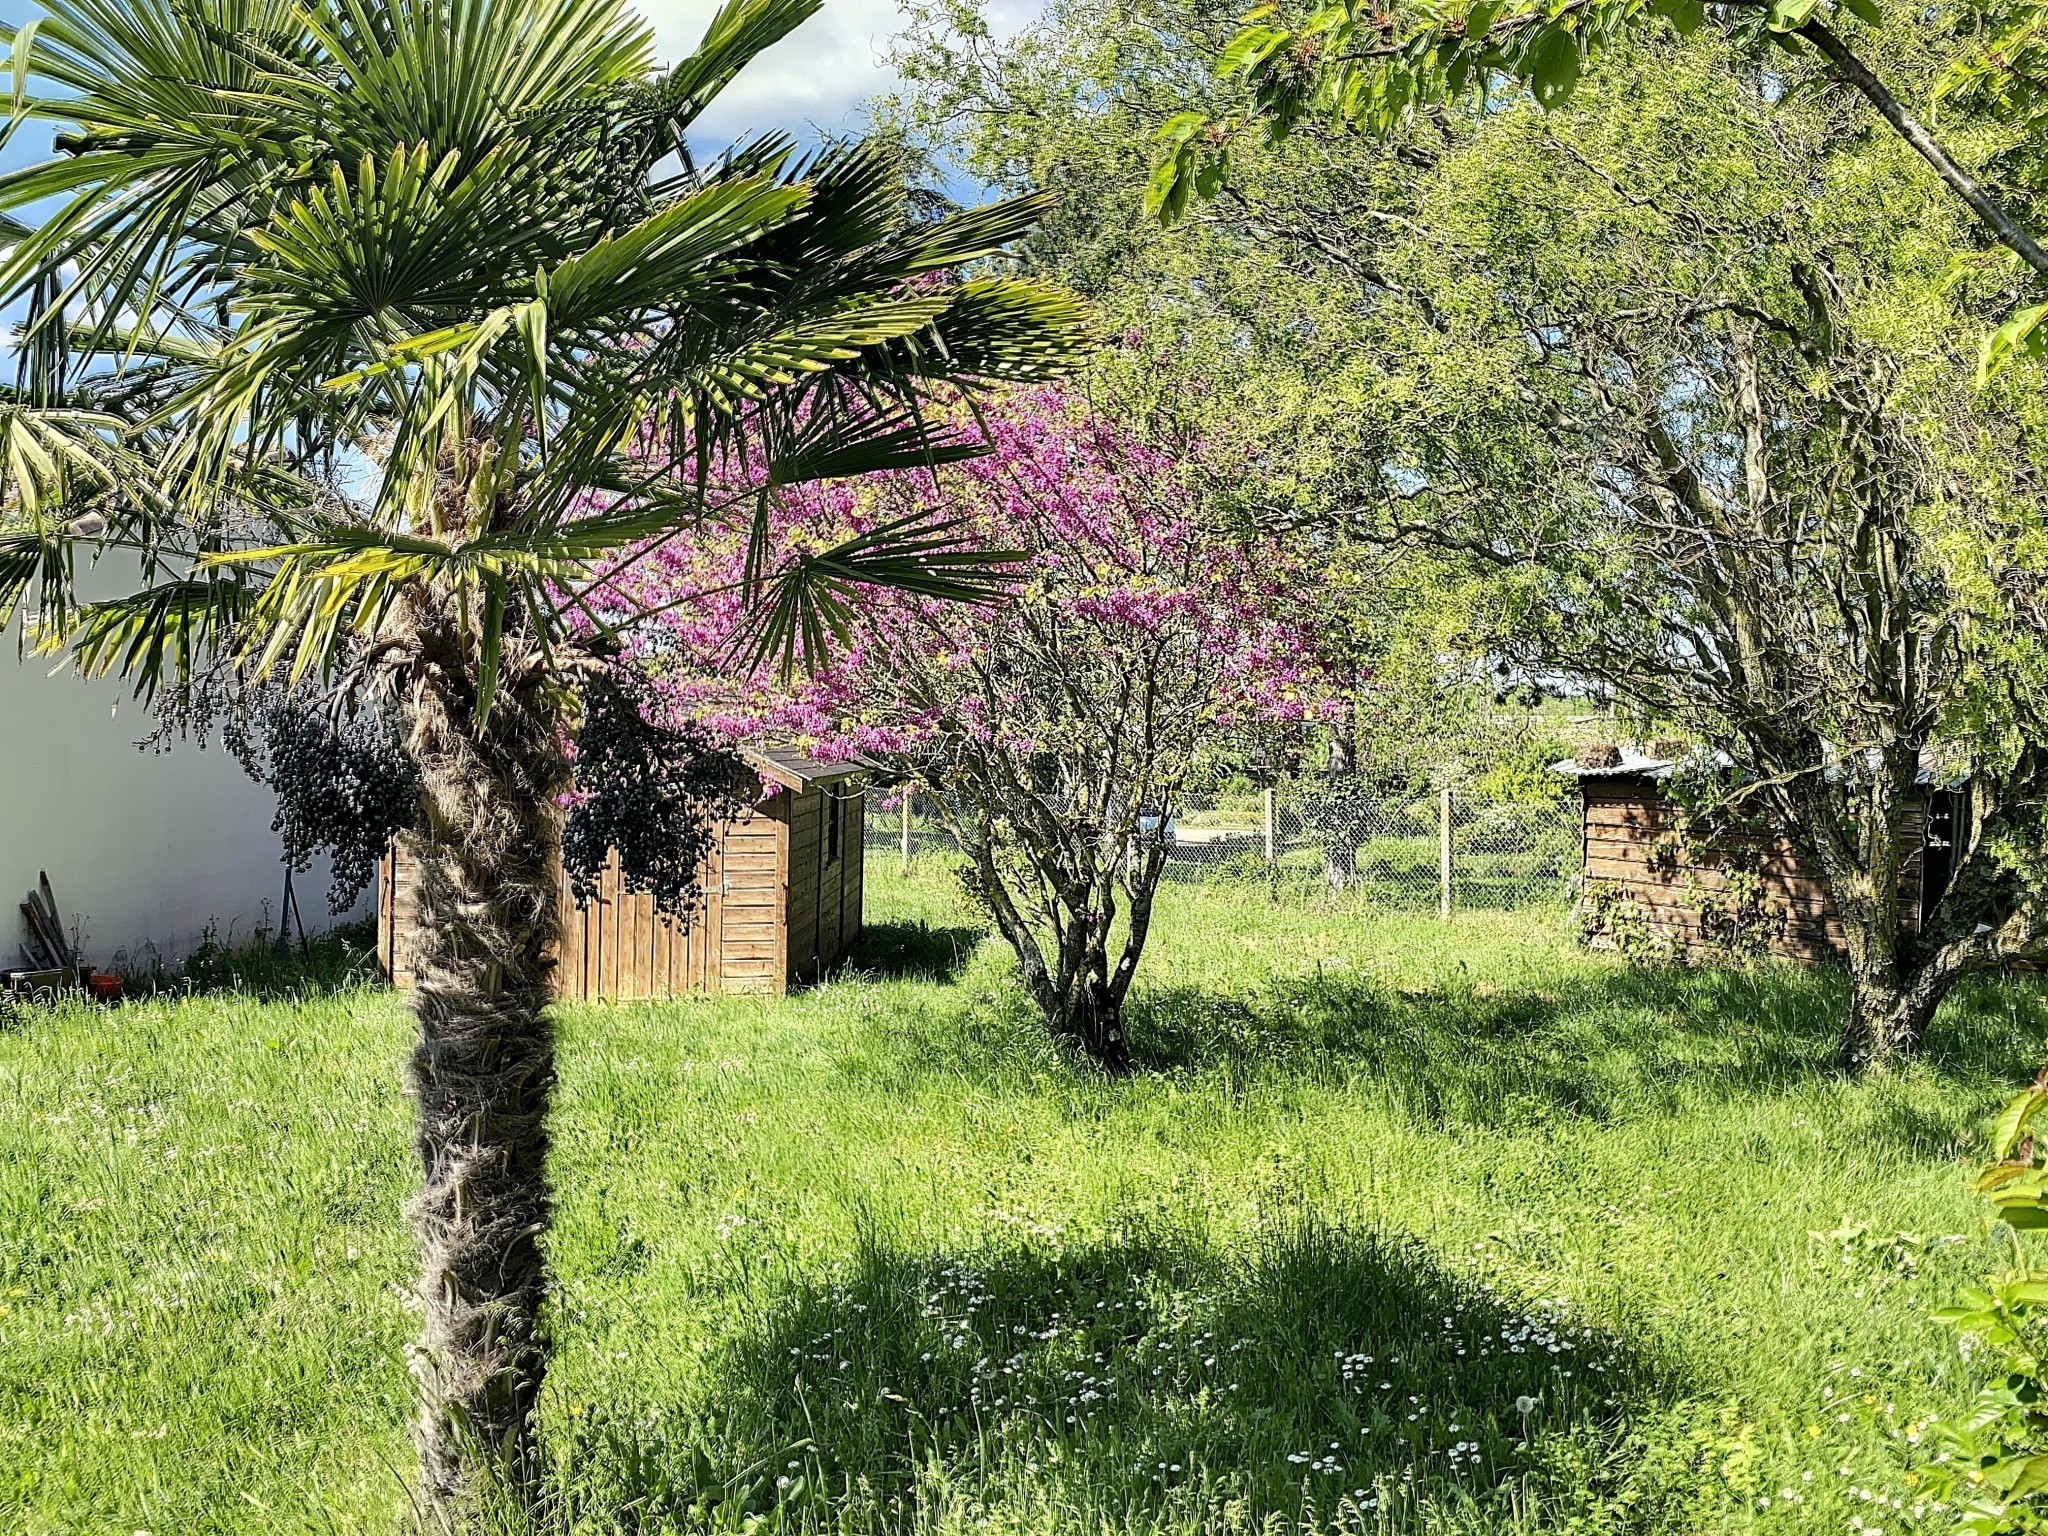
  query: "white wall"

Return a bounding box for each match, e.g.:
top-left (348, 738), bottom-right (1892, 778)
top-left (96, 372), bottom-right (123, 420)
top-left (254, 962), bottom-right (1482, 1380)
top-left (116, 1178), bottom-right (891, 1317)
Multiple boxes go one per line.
top-left (0, 620), bottom-right (363, 971)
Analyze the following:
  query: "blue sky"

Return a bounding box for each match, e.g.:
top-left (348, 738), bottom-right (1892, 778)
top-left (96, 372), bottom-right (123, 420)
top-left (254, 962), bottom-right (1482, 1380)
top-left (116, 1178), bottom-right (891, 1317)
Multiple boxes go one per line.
top-left (0, 0), bottom-right (1035, 362)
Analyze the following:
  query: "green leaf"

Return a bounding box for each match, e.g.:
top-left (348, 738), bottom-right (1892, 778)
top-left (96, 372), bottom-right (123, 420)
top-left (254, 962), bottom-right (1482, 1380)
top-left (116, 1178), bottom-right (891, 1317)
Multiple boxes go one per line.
top-left (1657, 0), bottom-right (1705, 36)
top-left (65, 578), bottom-right (250, 698)
top-left (1525, 26), bottom-right (1581, 109)
top-left (517, 296), bottom-right (550, 443)
top-left (1153, 110), bottom-right (1209, 148)
top-left (1464, 0), bottom-right (1507, 40)
top-left (8, 18), bottom-right (39, 124)
top-left (1217, 25), bottom-right (1290, 80)
top-left (1144, 149), bottom-right (1192, 224)
top-left (1837, 0), bottom-right (1882, 23)
top-left (657, 0), bottom-right (822, 131)
top-left (1979, 302), bottom-right (2048, 384)
top-left (738, 510), bottom-right (1023, 677)
top-left (475, 576), bottom-right (506, 730)
top-left (1766, 0), bottom-right (1822, 31)
top-left (1990, 1087), bottom-right (2048, 1160)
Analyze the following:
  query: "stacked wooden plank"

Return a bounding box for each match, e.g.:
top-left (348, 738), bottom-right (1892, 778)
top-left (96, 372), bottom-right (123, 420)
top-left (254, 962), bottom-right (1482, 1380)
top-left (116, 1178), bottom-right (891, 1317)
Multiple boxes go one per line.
top-left (8, 872), bottom-right (79, 997)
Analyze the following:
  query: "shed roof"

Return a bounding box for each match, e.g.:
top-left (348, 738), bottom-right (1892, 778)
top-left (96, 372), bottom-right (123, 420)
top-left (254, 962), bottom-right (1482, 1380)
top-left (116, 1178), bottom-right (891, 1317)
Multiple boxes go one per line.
top-left (740, 745), bottom-right (873, 793)
top-left (1551, 745), bottom-right (1961, 789)
top-left (1550, 747), bottom-right (1696, 782)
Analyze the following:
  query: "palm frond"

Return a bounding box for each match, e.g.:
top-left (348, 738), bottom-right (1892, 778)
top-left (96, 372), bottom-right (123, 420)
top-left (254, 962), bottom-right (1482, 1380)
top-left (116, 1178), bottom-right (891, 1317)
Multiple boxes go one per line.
top-left (908, 278), bottom-right (1099, 383)
top-left (63, 573), bottom-right (251, 695)
top-left (0, 0), bottom-right (1090, 722)
top-left (740, 511), bottom-right (1021, 677)
top-left (641, 0), bottom-right (821, 138)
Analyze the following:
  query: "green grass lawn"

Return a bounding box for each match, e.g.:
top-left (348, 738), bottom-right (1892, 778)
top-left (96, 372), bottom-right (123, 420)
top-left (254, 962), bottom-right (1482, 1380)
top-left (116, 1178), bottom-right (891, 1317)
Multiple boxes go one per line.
top-left (4, 864), bottom-right (2045, 1534)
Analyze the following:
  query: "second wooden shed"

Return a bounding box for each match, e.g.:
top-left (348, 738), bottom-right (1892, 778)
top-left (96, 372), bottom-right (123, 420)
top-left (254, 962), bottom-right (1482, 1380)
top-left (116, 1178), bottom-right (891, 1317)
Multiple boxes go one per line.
top-left (378, 748), bottom-right (866, 1000)
top-left (1559, 747), bottom-right (1962, 962)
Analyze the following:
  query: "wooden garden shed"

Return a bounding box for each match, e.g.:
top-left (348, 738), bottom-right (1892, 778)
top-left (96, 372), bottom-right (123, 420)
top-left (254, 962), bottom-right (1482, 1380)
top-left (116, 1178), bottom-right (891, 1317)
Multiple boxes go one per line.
top-left (378, 748), bottom-right (867, 999)
top-left (1559, 747), bottom-right (1962, 962)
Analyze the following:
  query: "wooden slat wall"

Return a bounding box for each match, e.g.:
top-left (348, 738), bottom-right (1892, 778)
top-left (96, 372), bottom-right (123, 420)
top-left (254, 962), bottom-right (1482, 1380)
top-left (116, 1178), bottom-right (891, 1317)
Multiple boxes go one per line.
top-left (839, 787), bottom-right (864, 964)
top-left (717, 792), bottom-right (786, 996)
top-left (1580, 781), bottom-right (1928, 962)
top-left (553, 841), bottom-right (729, 1001)
top-left (380, 792), bottom-right (802, 1000)
top-left (785, 788), bottom-right (823, 984)
top-left (379, 779), bottom-right (866, 999)
top-left (816, 788), bottom-right (844, 974)
top-left (376, 849), bottom-right (420, 990)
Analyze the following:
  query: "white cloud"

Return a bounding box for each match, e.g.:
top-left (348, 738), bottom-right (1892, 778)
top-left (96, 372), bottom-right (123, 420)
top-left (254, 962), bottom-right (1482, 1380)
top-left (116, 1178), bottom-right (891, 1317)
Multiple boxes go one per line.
top-left (634, 0), bottom-right (1044, 144)
top-left (638, 0), bottom-right (910, 144)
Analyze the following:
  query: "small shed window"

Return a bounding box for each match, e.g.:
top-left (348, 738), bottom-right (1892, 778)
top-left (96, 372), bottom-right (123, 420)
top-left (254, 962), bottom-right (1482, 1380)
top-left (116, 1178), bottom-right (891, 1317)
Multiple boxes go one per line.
top-left (826, 785), bottom-right (843, 864)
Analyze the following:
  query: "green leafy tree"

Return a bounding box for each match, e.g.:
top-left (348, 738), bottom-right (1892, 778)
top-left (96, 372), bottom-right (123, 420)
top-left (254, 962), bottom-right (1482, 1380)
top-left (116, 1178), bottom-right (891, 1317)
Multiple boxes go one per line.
top-left (1313, 37), bottom-right (2048, 1067)
top-left (884, 0), bottom-right (1444, 518)
top-left (884, 0), bottom-right (1599, 868)
top-left (1147, 0), bottom-right (2048, 374)
top-left (0, 0), bottom-right (1087, 1516)
top-left (883, 0), bottom-right (1513, 800)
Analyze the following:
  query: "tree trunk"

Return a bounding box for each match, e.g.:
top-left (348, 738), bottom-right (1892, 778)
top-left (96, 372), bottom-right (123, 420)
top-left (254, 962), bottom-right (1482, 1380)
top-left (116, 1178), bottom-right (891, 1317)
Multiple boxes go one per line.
top-left (1836, 970), bottom-right (1942, 1071)
top-left (1786, 756), bottom-right (1941, 1074)
top-left (946, 804), bottom-right (1148, 1074)
top-left (1059, 978), bottom-right (1133, 1074)
top-left (1322, 713), bottom-right (1358, 894)
top-left (394, 598), bottom-right (572, 1521)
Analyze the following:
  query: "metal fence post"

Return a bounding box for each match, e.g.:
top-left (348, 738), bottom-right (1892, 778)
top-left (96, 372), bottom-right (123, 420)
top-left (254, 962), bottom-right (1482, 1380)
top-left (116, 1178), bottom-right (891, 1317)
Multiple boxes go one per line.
top-left (901, 789), bottom-right (913, 877)
top-left (1439, 783), bottom-right (1453, 920)
top-left (1263, 786), bottom-right (1276, 864)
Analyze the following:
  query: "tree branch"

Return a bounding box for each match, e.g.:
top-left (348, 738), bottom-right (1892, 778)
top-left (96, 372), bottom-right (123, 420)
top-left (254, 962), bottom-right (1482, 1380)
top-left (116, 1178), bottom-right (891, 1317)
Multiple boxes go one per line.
top-left (1790, 14), bottom-right (2048, 279)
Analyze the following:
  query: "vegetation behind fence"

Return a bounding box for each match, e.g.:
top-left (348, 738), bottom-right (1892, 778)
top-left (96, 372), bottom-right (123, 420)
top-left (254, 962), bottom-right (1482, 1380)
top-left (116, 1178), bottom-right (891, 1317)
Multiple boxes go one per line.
top-left (868, 775), bottom-right (1581, 912)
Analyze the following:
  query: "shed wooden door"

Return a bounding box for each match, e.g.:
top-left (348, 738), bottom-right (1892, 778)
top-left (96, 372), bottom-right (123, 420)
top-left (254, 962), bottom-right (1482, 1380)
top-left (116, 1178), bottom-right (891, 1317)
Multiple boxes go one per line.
top-left (785, 783), bottom-right (864, 984)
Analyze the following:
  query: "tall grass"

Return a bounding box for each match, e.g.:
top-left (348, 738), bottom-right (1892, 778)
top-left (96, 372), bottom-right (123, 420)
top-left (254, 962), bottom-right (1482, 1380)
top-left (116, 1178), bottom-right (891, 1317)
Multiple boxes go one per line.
top-left (1, 862), bottom-right (2042, 1533)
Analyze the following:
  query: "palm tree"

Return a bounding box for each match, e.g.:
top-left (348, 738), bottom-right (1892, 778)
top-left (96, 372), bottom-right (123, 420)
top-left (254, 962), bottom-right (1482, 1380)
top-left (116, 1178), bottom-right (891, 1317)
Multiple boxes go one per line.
top-left (0, 0), bottom-right (1088, 1517)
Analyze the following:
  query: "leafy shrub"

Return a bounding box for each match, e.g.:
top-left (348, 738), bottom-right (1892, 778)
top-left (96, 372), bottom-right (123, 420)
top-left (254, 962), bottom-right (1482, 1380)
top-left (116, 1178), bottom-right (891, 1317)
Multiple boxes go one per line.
top-left (1922, 1083), bottom-right (2048, 1533)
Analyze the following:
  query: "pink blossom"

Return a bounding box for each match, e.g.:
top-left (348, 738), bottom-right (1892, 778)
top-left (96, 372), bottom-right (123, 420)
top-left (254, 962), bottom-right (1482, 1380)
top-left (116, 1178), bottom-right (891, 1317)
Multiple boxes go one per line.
top-left (604, 388), bottom-right (1343, 770)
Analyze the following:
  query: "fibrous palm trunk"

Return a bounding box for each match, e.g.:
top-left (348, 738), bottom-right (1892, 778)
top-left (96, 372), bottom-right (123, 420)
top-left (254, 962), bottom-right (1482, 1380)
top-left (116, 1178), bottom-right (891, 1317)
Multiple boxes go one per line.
top-left (390, 591), bottom-right (573, 1519)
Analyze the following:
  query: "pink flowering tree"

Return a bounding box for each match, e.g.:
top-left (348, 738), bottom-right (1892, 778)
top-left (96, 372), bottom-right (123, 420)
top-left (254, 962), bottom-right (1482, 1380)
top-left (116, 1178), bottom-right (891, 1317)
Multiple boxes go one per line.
top-left (608, 387), bottom-right (1336, 1070)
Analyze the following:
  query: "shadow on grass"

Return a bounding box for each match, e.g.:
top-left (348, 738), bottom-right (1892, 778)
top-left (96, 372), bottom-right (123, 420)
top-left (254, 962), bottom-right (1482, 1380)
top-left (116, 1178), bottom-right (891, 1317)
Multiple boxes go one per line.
top-left (1123, 960), bottom-right (2046, 1120)
top-left (830, 918), bottom-right (984, 984)
top-left (851, 933), bottom-right (2047, 1128)
top-left (137, 918), bottom-right (385, 1001)
top-left (553, 1218), bottom-right (1666, 1532)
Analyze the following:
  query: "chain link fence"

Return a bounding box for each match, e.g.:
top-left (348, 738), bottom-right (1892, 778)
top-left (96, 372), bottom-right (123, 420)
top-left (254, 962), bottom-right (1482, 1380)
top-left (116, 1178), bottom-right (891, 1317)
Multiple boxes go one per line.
top-left (868, 774), bottom-right (1582, 913)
